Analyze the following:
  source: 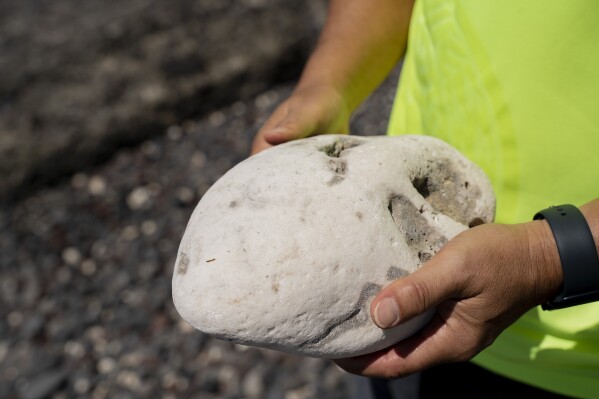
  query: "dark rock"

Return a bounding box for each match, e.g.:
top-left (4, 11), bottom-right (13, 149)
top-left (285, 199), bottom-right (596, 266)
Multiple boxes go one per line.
top-left (18, 370), bottom-right (67, 399)
top-left (20, 314), bottom-right (44, 341)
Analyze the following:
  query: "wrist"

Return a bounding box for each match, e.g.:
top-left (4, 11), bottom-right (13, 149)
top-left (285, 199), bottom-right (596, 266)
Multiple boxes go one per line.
top-left (579, 200), bottom-right (599, 247)
top-left (295, 50), bottom-right (351, 100)
top-left (522, 219), bottom-right (563, 305)
top-left (295, 75), bottom-right (352, 113)
top-left (291, 82), bottom-right (351, 128)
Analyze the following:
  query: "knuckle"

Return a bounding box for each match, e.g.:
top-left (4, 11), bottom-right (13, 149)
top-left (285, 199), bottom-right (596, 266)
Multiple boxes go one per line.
top-left (400, 280), bottom-right (431, 315)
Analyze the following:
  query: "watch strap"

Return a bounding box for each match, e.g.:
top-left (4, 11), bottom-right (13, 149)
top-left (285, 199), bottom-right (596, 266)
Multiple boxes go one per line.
top-left (534, 204), bottom-right (599, 310)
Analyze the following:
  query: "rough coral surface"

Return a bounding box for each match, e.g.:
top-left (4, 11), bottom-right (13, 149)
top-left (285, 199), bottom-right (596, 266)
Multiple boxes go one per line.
top-left (173, 134), bottom-right (495, 358)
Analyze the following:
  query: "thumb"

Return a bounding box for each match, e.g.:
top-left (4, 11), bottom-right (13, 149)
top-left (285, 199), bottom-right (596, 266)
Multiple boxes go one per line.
top-left (263, 121), bottom-right (313, 145)
top-left (370, 260), bottom-right (462, 329)
top-left (263, 108), bottom-right (318, 145)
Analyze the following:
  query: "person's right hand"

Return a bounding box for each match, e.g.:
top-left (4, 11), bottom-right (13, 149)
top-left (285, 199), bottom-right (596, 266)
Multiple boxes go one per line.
top-left (251, 84), bottom-right (351, 155)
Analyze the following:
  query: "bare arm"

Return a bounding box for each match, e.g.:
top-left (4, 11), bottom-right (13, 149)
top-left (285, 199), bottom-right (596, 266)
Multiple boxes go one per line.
top-left (251, 0), bottom-right (415, 153)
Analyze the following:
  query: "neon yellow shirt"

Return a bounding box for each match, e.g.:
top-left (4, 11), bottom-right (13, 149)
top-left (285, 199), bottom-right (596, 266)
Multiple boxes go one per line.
top-left (387, 1), bottom-right (599, 397)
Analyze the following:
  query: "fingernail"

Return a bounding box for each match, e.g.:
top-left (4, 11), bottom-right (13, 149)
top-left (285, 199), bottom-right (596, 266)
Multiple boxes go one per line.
top-left (373, 297), bottom-right (400, 328)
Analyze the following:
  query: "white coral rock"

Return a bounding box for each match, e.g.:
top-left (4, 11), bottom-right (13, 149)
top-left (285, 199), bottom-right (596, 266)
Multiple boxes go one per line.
top-left (172, 135), bottom-right (495, 358)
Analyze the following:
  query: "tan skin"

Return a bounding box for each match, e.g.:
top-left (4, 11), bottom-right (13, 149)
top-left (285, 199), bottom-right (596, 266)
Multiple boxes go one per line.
top-left (251, 0), bottom-right (414, 154)
top-left (251, 0), bottom-right (599, 379)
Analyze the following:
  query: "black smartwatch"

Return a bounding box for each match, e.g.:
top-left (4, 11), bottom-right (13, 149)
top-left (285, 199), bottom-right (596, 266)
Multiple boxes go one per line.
top-left (534, 204), bottom-right (599, 310)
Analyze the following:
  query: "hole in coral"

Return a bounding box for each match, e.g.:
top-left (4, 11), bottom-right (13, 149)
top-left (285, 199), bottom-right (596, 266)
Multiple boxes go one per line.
top-left (328, 158), bottom-right (346, 174)
top-left (412, 176), bottom-right (430, 198)
top-left (468, 218), bottom-right (484, 228)
top-left (418, 251), bottom-right (432, 262)
top-left (319, 138), bottom-right (361, 158)
top-left (387, 195), bottom-right (448, 263)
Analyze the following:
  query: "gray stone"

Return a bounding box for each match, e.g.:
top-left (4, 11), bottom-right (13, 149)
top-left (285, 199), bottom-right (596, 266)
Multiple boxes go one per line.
top-left (19, 370), bottom-right (67, 399)
top-left (172, 135), bottom-right (495, 358)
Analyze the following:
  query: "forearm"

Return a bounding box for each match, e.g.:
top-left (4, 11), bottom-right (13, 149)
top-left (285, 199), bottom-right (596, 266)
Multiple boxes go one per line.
top-left (297, 0), bottom-right (414, 112)
top-left (580, 198), bottom-right (599, 250)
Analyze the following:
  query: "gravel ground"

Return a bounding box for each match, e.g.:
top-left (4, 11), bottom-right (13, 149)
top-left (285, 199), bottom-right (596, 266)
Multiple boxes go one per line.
top-left (0, 67), bottom-right (399, 399)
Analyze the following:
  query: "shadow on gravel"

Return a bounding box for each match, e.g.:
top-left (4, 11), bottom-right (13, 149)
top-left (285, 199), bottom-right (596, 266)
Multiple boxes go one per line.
top-left (0, 0), bottom-right (327, 203)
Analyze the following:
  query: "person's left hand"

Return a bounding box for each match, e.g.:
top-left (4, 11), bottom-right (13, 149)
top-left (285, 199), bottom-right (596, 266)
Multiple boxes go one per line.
top-left (335, 221), bottom-right (562, 378)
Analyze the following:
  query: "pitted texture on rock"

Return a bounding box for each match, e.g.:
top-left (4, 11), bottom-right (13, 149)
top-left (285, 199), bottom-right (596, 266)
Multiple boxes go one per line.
top-left (172, 135), bottom-right (495, 358)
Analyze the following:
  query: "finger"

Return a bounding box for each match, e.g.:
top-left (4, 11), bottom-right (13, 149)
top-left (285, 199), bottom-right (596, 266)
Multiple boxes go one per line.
top-left (263, 114), bottom-right (315, 145)
top-left (250, 136), bottom-right (273, 155)
top-left (338, 305), bottom-right (473, 378)
top-left (251, 104), bottom-right (292, 155)
top-left (371, 258), bottom-right (463, 329)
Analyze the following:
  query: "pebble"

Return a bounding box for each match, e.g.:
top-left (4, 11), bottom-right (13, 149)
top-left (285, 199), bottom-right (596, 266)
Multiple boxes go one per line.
top-left (88, 175), bottom-right (107, 196)
top-left (0, 277), bottom-right (18, 304)
top-left (177, 320), bottom-right (194, 334)
top-left (126, 186), bottom-right (151, 210)
top-left (120, 225), bottom-right (139, 241)
top-left (0, 342), bottom-right (8, 362)
top-left (254, 90), bottom-right (279, 109)
top-left (91, 383), bottom-right (109, 399)
top-left (231, 101), bottom-right (247, 116)
top-left (285, 385), bottom-right (314, 399)
top-left (7, 311), bottom-right (24, 327)
top-left (208, 111), bottom-right (225, 127)
top-left (140, 220), bottom-right (157, 236)
top-left (56, 266), bottom-right (72, 283)
top-left (141, 140), bottom-right (160, 159)
top-left (97, 357), bottom-right (117, 374)
top-left (161, 371), bottom-right (188, 391)
top-left (86, 326), bottom-right (107, 346)
top-left (119, 351), bottom-right (144, 368)
top-left (61, 247), bottom-right (82, 266)
top-left (181, 120), bottom-right (199, 134)
top-left (175, 186), bottom-right (195, 206)
top-left (80, 259), bottom-right (97, 276)
top-left (116, 370), bottom-right (142, 391)
top-left (158, 238), bottom-right (173, 253)
top-left (167, 125), bottom-right (183, 141)
top-left (191, 151), bottom-right (207, 169)
top-left (73, 377), bottom-right (91, 394)
top-left (147, 182), bottom-right (162, 196)
top-left (90, 240), bottom-right (108, 259)
top-left (64, 341), bottom-right (86, 359)
top-left (70, 173), bottom-right (88, 189)
top-left (137, 261), bottom-right (158, 280)
top-left (86, 300), bottom-right (103, 318)
top-left (2, 366), bottom-right (18, 382)
top-left (242, 368), bottom-right (264, 398)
